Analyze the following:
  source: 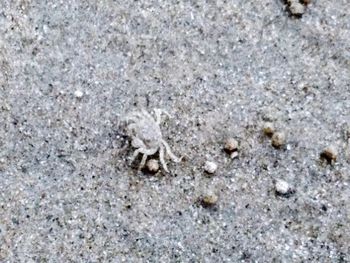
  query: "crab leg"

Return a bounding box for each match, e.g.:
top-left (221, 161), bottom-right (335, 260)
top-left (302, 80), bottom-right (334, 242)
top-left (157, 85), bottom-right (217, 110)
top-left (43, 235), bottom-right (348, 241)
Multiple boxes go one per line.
top-left (162, 139), bottom-right (181, 162)
top-left (161, 109), bottom-right (171, 118)
top-left (139, 154), bottom-right (148, 170)
top-left (131, 147), bottom-right (158, 166)
top-left (154, 108), bottom-right (171, 125)
top-left (130, 149), bottom-right (142, 164)
top-left (159, 145), bottom-right (169, 172)
top-left (154, 109), bottom-right (162, 125)
top-left (127, 123), bottom-right (137, 132)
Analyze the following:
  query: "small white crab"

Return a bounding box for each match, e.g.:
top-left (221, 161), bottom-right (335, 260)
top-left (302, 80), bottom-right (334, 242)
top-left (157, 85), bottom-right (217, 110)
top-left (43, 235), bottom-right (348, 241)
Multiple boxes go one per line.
top-left (125, 108), bottom-right (182, 172)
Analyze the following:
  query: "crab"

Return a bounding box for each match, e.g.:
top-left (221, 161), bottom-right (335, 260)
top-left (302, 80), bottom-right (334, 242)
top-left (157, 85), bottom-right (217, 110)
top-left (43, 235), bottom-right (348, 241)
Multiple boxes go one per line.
top-left (125, 108), bottom-right (182, 172)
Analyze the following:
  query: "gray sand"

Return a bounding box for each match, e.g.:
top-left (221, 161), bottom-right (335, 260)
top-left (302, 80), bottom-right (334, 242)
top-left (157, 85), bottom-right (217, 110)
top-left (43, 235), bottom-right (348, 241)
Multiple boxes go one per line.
top-left (0, 0), bottom-right (349, 262)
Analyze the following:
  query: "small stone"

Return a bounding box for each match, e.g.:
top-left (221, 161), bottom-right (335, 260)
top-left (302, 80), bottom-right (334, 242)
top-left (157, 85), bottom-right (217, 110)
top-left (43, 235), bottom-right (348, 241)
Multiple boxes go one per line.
top-left (263, 122), bottom-right (275, 137)
top-left (320, 146), bottom-right (337, 164)
top-left (230, 151), bottom-right (238, 159)
top-left (146, 159), bottom-right (159, 173)
top-left (271, 132), bottom-right (286, 148)
top-left (74, 90), bottom-right (84, 98)
top-left (275, 179), bottom-right (289, 195)
top-left (201, 193), bottom-right (218, 207)
top-left (204, 161), bottom-right (217, 174)
top-left (275, 179), bottom-right (295, 197)
top-left (224, 138), bottom-right (238, 153)
top-left (288, 1), bottom-right (306, 16)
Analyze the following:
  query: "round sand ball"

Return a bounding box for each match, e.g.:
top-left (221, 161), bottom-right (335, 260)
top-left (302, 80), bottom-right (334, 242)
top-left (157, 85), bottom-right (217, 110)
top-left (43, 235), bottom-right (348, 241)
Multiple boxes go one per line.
top-left (146, 159), bottom-right (159, 173)
top-left (320, 146), bottom-right (337, 164)
top-left (224, 138), bottom-right (238, 153)
top-left (74, 90), bottom-right (84, 98)
top-left (263, 122), bottom-right (275, 137)
top-left (204, 161), bottom-right (217, 174)
top-left (271, 132), bottom-right (286, 148)
top-left (275, 179), bottom-right (290, 195)
top-left (201, 193), bottom-right (218, 207)
top-left (289, 1), bottom-right (306, 16)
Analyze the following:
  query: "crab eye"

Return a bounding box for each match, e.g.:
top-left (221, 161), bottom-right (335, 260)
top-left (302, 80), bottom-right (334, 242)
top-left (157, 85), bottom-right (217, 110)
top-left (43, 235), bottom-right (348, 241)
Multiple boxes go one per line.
top-left (144, 139), bottom-right (150, 143)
